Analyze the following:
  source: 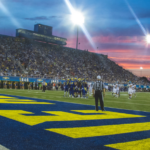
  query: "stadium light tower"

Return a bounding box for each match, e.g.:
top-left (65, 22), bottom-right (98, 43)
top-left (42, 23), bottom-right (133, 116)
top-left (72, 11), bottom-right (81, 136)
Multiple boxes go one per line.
top-left (140, 67), bottom-right (143, 77)
top-left (146, 34), bottom-right (150, 44)
top-left (71, 11), bottom-right (84, 50)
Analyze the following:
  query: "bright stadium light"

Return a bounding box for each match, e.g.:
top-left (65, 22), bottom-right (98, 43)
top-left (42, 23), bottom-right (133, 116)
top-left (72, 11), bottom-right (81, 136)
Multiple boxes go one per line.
top-left (64, 0), bottom-right (96, 50)
top-left (140, 67), bottom-right (143, 77)
top-left (71, 11), bottom-right (84, 26)
top-left (146, 34), bottom-right (150, 44)
top-left (70, 10), bottom-right (84, 50)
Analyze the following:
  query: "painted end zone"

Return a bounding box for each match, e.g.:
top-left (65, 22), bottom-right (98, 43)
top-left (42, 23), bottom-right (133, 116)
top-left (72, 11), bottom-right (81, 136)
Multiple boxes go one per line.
top-left (0, 94), bottom-right (150, 150)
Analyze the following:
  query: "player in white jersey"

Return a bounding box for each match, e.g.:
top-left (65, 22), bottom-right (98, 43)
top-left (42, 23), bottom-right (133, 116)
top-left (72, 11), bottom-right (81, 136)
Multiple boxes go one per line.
top-left (116, 83), bottom-right (120, 98)
top-left (146, 85), bottom-right (149, 92)
top-left (132, 83), bottom-right (136, 97)
top-left (112, 83), bottom-right (117, 97)
top-left (89, 83), bottom-right (93, 96)
top-left (128, 81), bottom-right (133, 99)
top-left (105, 85), bottom-right (108, 91)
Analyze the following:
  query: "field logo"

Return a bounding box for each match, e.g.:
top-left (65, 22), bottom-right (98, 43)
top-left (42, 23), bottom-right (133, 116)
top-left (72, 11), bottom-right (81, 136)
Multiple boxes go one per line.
top-left (2, 77), bottom-right (9, 80)
top-left (37, 79), bottom-right (43, 82)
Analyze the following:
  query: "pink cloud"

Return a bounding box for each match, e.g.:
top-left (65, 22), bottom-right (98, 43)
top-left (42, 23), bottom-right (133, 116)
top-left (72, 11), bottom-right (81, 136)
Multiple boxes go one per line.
top-left (92, 35), bottom-right (145, 44)
top-left (64, 35), bottom-right (150, 76)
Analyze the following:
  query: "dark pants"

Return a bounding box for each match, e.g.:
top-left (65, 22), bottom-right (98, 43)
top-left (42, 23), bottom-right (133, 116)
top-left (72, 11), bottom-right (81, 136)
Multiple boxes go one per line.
top-left (43, 85), bottom-right (46, 92)
top-left (95, 90), bottom-right (104, 111)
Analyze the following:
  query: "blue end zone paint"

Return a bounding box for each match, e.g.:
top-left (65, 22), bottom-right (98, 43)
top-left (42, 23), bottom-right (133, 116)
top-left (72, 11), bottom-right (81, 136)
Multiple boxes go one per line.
top-left (0, 94), bottom-right (150, 150)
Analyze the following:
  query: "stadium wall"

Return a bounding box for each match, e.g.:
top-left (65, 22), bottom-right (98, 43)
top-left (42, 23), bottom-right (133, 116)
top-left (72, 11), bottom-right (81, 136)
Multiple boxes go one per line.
top-left (0, 76), bottom-right (149, 89)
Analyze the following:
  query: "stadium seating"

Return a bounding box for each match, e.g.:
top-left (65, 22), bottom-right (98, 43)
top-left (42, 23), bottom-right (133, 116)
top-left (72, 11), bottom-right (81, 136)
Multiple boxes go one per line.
top-left (0, 36), bottom-right (149, 85)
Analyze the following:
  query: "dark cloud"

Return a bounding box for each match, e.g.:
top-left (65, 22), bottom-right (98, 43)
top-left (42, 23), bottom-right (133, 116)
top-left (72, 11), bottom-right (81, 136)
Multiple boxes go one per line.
top-left (7, 0), bottom-right (63, 7)
top-left (24, 16), bottom-right (62, 21)
top-left (97, 43), bottom-right (149, 51)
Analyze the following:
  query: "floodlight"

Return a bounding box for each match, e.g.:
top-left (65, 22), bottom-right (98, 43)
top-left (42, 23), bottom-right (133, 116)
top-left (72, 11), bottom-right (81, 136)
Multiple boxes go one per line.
top-left (71, 11), bottom-right (84, 26)
top-left (146, 34), bottom-right (150, 44)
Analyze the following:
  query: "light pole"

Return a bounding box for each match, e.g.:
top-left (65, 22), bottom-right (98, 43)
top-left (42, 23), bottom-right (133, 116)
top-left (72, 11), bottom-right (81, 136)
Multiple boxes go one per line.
top-left (71, 11), bottom-right (84, 50)
top-left (140, 67), bottom-right (143, 77)
top-left (78, 42), bottom-right (80, 49)
top-left (76, 26), bottom-right (79, 50)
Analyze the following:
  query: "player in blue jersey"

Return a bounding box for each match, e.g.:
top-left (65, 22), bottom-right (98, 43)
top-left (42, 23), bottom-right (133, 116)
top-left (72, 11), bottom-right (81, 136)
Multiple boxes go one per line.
top-left (69, 79), bottom-right (75, 98)
top-left (64, 79), bottom-right (70, 97)
top-left (74, 80), bottom-right (78, 98)
top-left (77, 79), bottom-right (82, 98)
top-left (20, 82), bottom-right (22, 89)
top-left (81, 80), bottom-right (88, 99)
top-left (84, 81), bottom-right (89, 98)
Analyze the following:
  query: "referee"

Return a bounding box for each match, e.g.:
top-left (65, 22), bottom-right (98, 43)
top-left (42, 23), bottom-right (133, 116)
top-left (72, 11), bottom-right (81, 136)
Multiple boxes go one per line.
top-left (42, 80), bottom-right (46, 92)
top-left (92, 75), bottom-right (105, 111)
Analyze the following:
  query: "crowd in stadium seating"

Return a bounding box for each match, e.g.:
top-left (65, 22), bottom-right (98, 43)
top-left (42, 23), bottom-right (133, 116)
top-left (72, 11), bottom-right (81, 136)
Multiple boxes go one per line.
top-left (0, 36), bottom-right (150, 85)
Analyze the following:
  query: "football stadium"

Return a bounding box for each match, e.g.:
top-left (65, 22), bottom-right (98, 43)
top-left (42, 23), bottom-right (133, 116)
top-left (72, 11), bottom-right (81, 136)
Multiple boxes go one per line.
top-left (0, 0), bottom-right (150, 150)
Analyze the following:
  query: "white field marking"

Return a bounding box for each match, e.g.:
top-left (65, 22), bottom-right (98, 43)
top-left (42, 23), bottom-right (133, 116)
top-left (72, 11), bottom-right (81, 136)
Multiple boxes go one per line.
top-left (0, 145), bottom-right (9, 150)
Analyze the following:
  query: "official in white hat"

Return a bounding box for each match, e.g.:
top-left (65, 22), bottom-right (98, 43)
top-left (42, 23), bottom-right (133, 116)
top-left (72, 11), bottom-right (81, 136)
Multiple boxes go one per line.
top-left (92, 75), bottom-right (105, 111)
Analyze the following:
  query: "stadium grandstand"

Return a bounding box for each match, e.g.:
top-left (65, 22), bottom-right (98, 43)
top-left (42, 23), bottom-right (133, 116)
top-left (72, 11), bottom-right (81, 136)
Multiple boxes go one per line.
top-left (1, 0), bottom-right (150, 149)
top-left (0, 24), bottom-right (150, 86)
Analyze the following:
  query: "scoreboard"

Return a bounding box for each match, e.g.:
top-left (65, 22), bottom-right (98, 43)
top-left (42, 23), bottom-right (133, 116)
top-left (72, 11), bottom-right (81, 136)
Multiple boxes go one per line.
top-left (16, 27), bottom-right (67, 45)
top-left (34, 24), bottom-right (52, 36)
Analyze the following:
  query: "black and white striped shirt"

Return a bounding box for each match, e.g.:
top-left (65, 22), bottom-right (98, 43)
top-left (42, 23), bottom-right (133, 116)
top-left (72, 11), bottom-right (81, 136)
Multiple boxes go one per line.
top-left (42, 82), bottom-right (46, 86)
top-left (93, 80), bottom-right (105, 91)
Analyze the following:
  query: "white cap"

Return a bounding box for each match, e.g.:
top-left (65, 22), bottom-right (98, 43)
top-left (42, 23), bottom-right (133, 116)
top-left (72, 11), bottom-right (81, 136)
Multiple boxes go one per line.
top-left (97, 75), bottom-right (101, 79)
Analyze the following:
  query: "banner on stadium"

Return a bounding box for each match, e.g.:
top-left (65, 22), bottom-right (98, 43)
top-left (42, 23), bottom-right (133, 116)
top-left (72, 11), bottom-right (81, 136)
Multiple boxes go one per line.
top-left (0, 76), bottom-right (149, 88)
top-left (0, 76), bottom-right (67, 84)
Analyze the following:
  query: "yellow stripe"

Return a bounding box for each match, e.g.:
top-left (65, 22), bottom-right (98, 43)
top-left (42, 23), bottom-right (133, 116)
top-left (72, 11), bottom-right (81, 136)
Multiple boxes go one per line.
top-left (46, 122), bottom-right (150, 138)
top-left (105, 138), bottom-right (150, 150)
top-left (0, 110), bottom-right (144, 126)
top-left (0, 98), bottom-right (54, 104)
top-left (0, 96), bottom-right (13, 98)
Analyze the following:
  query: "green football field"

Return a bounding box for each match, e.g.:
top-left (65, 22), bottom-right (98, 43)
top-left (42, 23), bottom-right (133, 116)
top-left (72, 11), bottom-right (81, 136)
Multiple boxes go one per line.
top-left (0, 89), bottom-right (150, 112)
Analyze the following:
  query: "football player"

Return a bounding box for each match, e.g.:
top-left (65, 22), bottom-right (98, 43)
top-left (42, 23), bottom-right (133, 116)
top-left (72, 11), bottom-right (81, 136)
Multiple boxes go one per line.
top-left (64, 79), bottom-right (69, 97)
top-left (74, 80), bottom-right (78, 98)
top-left (89, 83), bottom-right (93, 96)
top-left (69, 78), bottom-right (75, 98)
top-left (77, 79), bottom-right (82, 98)
top-left (116, 81), bottom-right (120, 98)
top-left (132, 83), bottom-right (136, 97)
top-left (112, 82), bottom-right (117, 97)
top-left (84, 81), bottom-right (89, 98)
top-left (128, 81), bottom-right (133, 99)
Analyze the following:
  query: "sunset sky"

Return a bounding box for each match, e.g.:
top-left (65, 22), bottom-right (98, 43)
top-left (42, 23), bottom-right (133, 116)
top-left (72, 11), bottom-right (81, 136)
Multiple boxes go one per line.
top-left (0, 0), bottom-right (150, 77)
